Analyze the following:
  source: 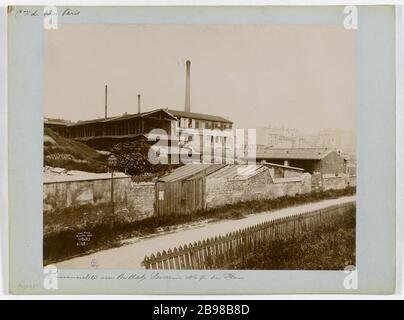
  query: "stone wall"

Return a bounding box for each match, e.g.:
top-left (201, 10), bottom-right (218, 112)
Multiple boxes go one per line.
top-left (205, 169), bottom-right (312, 209)
top-left (322, 173), bottom-right (354, 191)
top-left (43, 177), bottom-right (154, 235)
top-left (267, 166), bottom-right (304, 179)
top-left (319, 151), bottom-right (347, 174)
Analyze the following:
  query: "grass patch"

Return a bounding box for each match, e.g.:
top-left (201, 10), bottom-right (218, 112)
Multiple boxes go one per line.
top-left (44, 187), bottom-right (355, 265)
top-left (241, 206), bottom-right (356, 270)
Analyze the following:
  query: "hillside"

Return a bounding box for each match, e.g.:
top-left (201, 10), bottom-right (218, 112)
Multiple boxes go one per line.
top-left (44, 128), bottom-right (108, 173)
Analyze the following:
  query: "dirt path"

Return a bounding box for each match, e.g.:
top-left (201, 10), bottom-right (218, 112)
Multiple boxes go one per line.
top-left (56, 195), bottom-right (355, 269)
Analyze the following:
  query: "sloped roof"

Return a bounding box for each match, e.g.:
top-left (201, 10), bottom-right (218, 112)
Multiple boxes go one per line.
top-left (158, 164), bottom-right (225, 182)
top-left (255, 148), bottom-right (335, 160)
top-left (44, 118), bottom-right (70, 126)
top-left (67, 109), bottom-right (178, 127)
top-left (167, 109), bottom-right (233, 124)
top-left (261, 162), bottom-right (304, 171)
top-left (208, 164), bottom-right (267, 181)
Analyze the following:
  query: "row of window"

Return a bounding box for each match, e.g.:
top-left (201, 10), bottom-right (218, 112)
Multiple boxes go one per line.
top-left (179, 117), bottom-right (231, 130)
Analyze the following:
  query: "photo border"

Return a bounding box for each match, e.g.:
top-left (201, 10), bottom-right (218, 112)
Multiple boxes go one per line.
top-left (7, 5), bottom-right (395, 294)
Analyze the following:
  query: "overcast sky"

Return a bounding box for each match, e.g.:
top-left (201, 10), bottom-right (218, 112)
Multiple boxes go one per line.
top-left (44, 24), bottom-right (356, 133)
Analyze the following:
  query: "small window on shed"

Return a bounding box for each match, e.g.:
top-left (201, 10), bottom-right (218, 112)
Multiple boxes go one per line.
top-left (158, 191), bottom-right (165, 200)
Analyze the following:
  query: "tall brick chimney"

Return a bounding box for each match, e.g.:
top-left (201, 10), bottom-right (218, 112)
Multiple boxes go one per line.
top-left (185, 60), bottom-right (191, 113)
top-left (137, 94), bottom-right (141, 114)
top-left (104, 84), bottom-right (108, 119)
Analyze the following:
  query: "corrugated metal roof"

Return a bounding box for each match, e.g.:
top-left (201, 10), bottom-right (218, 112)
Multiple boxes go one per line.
top-left (208, 165), bottom-right (267, 181)
top-left (158, 164), bottom-right (225, 182)
top-left (255, 148), bottom-right (334, 160)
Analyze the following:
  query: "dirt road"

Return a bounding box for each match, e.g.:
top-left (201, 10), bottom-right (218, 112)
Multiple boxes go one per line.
top-left (56, 195), bottom-right (355, 269)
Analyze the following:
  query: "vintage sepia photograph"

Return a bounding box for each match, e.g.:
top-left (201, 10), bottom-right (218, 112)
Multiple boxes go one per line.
top-left (42, 23), bottom-right (357, 271)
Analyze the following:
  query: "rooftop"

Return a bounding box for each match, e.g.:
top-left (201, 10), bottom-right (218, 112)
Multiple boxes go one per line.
top-left (158, 163), bottom-right (225, 182)
top-left (59, 108), bottom-right (233, 128)
top-left (66, 109), bottom-right (178, 127)
top-left (44, 118), bottom-right (70, 126)
top-left (167, 109), bottom-right (233, 124)
top-left (208, 164), bottom-right (267, 181)
top-left (255, 148), bottom-right (335, 160)
top-left (261, 161), bottom-right (305, 171)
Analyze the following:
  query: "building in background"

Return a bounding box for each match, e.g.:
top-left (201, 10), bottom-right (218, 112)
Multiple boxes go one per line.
top-left (256, 125), bottom-right (298, 148)
top-left (317, 129), bottom-right (356, 154)
top-left (256, 125), bottom-right (356, 154)
top-left (48, 60), bottom-right (234, 163)
top-left (252, 147), bottom-right (347, 174)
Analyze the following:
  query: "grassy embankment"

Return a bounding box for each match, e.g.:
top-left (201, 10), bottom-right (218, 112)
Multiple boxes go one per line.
top-left (44, 128), bottom-right (108, 173)
top-left (240, 205), bottom-right (356, 270)
top-left (44, 187), bottom-right (355, 265)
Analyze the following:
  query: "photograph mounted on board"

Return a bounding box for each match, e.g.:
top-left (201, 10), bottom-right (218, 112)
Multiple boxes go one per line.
top-left (43, 23), bottom-right (357, 271)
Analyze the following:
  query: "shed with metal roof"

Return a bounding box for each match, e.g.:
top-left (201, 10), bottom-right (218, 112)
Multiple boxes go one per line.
top-left (155, 164), bottom-right (225, 216)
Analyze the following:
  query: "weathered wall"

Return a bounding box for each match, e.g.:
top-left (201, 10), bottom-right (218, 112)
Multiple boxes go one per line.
top-left (348, 175), bottom-right (357, 187)
top-left (205, 169), bottom-right (312, 209)
top-left (319, 151), bottom-right (346, 174)
top-left (267, 166), bottom-right (304, 178)
top-left (322, 173), bottom-right (353, 191)
top-left (284, 168), bottom-right (304, 178)
top-left (44, 177), bottom-right (154, 235)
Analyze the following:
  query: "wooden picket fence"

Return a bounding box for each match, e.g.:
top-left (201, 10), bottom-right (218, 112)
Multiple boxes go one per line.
top-left (142, 201), bottom-right (355, 270)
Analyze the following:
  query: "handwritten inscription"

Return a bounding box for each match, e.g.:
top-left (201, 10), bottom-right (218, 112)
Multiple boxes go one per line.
top-left (14, 8), bottom-right (80, 18)
top-left (61, 9), bottom-right (80, 17)
top-left (57, 272), bottom-right (244, 283)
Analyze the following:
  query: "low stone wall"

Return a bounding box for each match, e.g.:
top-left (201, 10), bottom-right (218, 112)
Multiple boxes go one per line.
top-left (322, 174), bottom-right (354, 191)
top-left (205, 171), bottom-right (312, 209)
top-left (44, 177), bottom-right (154, 235)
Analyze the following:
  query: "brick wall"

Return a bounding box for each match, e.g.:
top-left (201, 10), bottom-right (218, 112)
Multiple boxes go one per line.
top-left (43, 177), bottom-right (154, 235)
top-left (205, 168), bottom-right (312, 209)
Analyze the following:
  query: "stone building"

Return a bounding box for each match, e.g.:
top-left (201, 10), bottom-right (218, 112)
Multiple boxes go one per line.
top-left (205, 164), bottom-right (312, 209)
